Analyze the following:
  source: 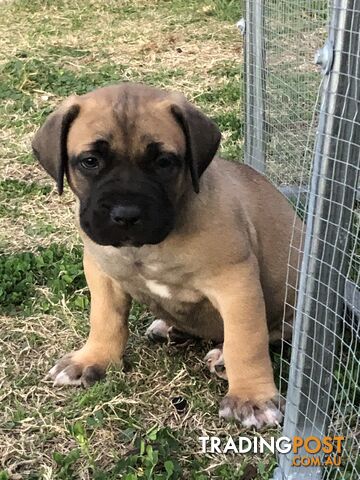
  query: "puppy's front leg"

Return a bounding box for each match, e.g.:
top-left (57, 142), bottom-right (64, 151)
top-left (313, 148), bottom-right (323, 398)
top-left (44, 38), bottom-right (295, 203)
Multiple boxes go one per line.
top-left (49, 250), bottom-right (131, 387)
top-left (203, 256), bottom-right (282, 428)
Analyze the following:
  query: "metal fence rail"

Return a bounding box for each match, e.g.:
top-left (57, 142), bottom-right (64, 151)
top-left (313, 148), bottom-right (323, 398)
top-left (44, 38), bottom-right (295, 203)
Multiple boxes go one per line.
top-left (242, 1), bottom-right (360, 479)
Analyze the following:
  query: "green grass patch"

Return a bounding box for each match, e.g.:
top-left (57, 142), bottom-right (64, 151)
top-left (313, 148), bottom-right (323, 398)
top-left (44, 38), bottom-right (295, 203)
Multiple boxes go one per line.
top-left (2, 56), bottom-right (187, 98)
top-left (0, 179), bottom-right (53, 218)
top-left (0, 244), bottom-right (87, 315)
top-left (0, 179), bottom-right (51, 198)
top-left (156, 0), bottom-right (242, 23)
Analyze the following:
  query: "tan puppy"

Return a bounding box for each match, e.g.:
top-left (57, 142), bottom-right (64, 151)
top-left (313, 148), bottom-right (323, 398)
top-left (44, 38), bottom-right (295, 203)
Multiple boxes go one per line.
top-left (32, 83), bottom-right (302, 428)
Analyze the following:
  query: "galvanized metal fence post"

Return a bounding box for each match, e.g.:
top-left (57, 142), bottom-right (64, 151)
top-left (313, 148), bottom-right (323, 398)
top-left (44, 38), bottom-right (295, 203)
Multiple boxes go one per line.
top-left (244, 0), bottom-right (266, 173)
top-left (273, 1), bottom-right (360, 479)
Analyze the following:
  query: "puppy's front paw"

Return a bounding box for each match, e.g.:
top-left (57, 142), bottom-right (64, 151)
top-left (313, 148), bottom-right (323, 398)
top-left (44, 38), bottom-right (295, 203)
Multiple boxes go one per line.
top-left (48, 350), bottom-right (108, 388)
top-left (219, 394), bottom-right (283, 429)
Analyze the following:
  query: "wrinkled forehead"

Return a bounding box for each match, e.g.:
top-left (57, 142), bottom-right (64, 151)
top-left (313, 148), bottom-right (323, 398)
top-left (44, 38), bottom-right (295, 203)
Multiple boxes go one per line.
top-left (67, 94), bottom-right (185, 158)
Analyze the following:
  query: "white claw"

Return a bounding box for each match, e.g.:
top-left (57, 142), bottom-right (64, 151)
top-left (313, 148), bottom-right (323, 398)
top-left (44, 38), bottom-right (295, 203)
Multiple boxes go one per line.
top-left (219, 405), bottom-right (233, 419)
top-left (48, 365), bottom-right (58, 379)
top-left (263, 407), bottom-right (283, 425)
top-left (53, 370), bottom-right (82, 386)
top-left (242, 413), bottom-right (262, 429)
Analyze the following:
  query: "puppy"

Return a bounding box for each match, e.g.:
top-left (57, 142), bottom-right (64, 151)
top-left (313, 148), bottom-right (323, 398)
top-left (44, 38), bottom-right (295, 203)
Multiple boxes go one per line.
top-left (32, 83), bottom-right (302, 428)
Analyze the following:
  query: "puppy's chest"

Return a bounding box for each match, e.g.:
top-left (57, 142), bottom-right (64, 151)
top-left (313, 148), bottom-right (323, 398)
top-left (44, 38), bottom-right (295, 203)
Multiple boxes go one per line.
top-left (89, 244), bottom-right (203, 304)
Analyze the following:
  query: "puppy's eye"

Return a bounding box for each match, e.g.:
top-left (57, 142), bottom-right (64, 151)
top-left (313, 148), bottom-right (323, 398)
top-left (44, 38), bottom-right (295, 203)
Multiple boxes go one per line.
top-left (80, 157), bottom-right (99, 170)
top-left (154, 156), bottom-right (176, 169)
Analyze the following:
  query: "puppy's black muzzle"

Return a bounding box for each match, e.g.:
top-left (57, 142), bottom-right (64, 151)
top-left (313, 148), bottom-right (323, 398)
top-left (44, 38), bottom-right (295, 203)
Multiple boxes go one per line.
top-left (80, 184), bottom-right (175, 247)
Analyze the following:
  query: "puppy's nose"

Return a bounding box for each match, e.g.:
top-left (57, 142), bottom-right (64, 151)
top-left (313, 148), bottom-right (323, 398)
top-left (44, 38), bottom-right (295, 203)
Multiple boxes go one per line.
top-left (110, 205), bottom-right (141, 226)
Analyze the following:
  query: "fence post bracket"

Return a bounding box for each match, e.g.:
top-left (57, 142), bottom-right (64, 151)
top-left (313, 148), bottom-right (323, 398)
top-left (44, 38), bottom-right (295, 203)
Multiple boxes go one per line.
top-left (236, 18), bottom-right (246, 35)
top-left (314, 39), bottom-right (334, 74)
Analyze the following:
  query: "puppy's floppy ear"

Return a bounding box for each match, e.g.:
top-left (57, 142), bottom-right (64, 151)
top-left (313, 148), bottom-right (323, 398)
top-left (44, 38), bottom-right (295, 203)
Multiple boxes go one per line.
top-left (32, 98), bottom-right (80, 195)
top-left (171, 101), bottom-right (221, 193)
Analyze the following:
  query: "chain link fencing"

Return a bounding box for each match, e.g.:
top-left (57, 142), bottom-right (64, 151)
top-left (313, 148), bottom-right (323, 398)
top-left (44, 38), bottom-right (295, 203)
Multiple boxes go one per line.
top-left (240, 1), bottom-right (360, 478)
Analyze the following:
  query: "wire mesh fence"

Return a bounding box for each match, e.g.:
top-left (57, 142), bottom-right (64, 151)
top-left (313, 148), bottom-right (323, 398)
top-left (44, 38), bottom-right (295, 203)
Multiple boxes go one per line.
top-left (244, 0), bottom-right (329, 189)
top-left (242, 0), bottom-right (359, 479)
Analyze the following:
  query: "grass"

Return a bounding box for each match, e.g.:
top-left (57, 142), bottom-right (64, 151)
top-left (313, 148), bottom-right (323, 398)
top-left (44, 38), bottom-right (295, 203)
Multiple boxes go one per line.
top-left (0, 1), bottom-right (276, 479)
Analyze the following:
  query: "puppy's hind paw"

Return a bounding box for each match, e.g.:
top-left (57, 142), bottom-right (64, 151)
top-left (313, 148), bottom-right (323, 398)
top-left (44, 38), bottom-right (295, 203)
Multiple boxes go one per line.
top-left (146, 319), bottom-right (197, 345)
top-left (145, 319), bottom-right (170, 342)
top-left (204, 345), bottom-right (227, 380)
top-left (219, 394), bottom-right (284, 429)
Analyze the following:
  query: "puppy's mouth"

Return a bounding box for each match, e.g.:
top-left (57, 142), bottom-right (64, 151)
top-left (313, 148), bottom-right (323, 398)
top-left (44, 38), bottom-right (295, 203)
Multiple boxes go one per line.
top-left (79, 196), bottom-right (175, 248)
top-left (82, 220), bottom-right (174, 248)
